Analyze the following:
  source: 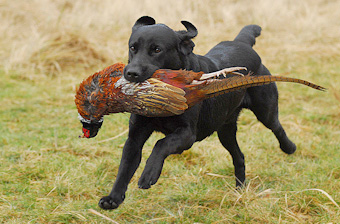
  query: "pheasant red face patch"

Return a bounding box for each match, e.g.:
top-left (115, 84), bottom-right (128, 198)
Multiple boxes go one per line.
top-left (82, 127), bottom-right (90, 138)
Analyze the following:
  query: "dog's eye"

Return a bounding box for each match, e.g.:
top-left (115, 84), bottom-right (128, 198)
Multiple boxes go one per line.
top-left (130, 46), bottom-right (136, 51)
top-left (154, 47), bottom-right (161, 53)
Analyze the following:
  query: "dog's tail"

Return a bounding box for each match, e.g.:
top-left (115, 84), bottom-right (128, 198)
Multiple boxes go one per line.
top-left (234, 25), bottom-right (262, 47)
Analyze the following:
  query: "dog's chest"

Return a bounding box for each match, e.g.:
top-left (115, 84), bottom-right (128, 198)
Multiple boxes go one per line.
top-left (150, 118), bottom-right (181, 135)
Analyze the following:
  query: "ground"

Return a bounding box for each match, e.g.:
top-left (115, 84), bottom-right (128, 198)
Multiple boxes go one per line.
top-left (1, 0), bottom-right (340, 223)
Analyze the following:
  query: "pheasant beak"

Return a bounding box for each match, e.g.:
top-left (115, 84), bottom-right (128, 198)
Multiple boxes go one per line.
top-left (78, 113), bottom-right (104, 139)
top-left (80, 127), bottom-right (91, 138)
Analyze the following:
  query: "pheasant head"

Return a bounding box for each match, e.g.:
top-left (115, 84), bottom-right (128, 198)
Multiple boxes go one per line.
top-left (75, 63), bottom-right (126, 137)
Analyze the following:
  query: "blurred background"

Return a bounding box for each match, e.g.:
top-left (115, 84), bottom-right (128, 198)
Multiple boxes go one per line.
top-left (2, 0), bottom-right (339, 77)
top-left (1, 0), bottom-right (339, 223)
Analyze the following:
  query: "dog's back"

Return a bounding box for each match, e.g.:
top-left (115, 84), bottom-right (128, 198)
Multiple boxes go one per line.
top-left (205, 25), bottom-right (263, 74)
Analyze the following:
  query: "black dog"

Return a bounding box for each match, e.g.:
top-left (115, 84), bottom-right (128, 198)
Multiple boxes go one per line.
top-left (98, 16), bottom-right (296, 210)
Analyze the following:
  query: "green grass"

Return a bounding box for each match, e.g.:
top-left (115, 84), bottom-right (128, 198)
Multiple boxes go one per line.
top-left (1, 63), bottom-right (340, 223)
top-left (1, 0), bottom-right (340, 223)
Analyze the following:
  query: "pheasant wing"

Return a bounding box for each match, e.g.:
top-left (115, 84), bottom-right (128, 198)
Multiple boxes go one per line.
top-left (127, 78), bottom-right (188, 117)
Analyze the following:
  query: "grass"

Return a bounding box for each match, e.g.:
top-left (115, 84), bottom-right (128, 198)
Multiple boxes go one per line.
top-left (1, 0), bottom-right (340, 223)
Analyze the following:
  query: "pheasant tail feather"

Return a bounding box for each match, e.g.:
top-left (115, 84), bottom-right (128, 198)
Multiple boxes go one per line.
top-left (201, 75), bottom-right (326, 99)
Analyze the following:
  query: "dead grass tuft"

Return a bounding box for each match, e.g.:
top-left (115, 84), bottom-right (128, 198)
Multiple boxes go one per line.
top-left (28, 32), bottom-right (109, 75)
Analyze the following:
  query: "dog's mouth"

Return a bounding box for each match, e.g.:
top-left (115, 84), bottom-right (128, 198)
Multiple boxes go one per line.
top-left (123, 64), bottom-right (159, 82)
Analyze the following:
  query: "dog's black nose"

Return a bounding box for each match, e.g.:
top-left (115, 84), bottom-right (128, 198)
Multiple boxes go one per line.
top-left (124, 65), bottom-right (143, 82)
top-left (125, 71), bottom-right (139, 82)
top-left (124, 65), bottom-right (154, 82)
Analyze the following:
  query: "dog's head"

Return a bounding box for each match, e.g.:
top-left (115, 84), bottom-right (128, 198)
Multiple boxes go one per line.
top-left (124, 16), bottom-right (198, 82)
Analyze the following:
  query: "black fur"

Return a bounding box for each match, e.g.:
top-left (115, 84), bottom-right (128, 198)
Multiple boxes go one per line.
top-left (98, 16), bottom-right (296, 210)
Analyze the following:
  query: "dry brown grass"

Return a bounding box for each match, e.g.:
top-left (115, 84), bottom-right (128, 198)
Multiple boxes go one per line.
top-left (2, 0), bottom-right (339, 76)
top-left (1, 0), bottom-right (340, 223)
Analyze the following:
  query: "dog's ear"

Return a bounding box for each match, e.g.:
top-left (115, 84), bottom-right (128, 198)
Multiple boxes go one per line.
top-left (177, 21), bottom-right (198, 55)
top-left (132, 16), bottom-right (156, 30)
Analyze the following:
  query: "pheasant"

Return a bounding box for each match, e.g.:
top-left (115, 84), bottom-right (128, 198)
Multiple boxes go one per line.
top-left (75, 63), bottom-right (325, 138)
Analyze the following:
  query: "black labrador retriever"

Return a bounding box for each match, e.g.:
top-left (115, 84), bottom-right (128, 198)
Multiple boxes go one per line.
top-left (98, 16), bottom-right (296, 210)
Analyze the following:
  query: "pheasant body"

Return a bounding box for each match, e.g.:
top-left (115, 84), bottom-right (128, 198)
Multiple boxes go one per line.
top-left (75, 63), bottom-right (325, 125)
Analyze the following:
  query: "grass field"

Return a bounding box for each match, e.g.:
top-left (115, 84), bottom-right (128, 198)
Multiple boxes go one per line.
top-left (1, 0), bottom-right (340, 223)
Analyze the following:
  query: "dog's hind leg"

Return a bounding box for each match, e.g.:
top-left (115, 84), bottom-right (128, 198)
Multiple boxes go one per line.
top-left (217, 116), bottom-right (246, 187)
top-left (246, 66), bottom-right (296, 154)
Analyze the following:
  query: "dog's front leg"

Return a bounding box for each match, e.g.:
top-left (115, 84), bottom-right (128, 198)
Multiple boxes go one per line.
top-left (138, 126), bottom-right (196, 189)
top-left (99, 116), bottom-right (153, 210)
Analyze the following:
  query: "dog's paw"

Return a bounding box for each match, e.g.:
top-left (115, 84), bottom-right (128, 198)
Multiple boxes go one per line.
top-left (280, 141), bottom-right (297, 155)
top-left (98, 194), bottom-right (125, 210)
top-left (138, 175), bottom-right (158, 189)
top-left (138, 167), bottom-right (161, 189)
